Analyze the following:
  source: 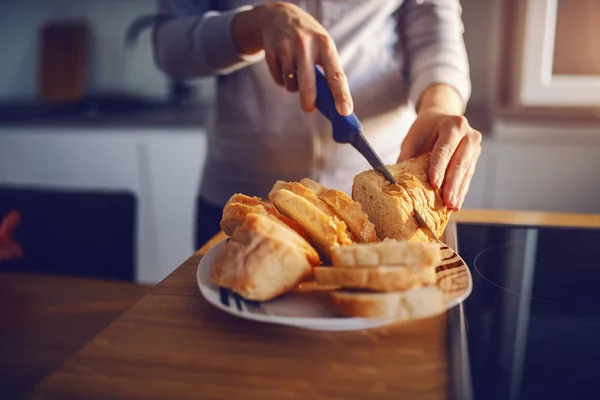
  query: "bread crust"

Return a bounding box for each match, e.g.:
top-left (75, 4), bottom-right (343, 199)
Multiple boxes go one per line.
top-left (299, 178), bottom-right (327, 195)
top-left (270, 189), bottom-right (352, 254)
top-left (220, 193), bottom-right (306, 238)
top-left (210, 213), bottom-right (317, 301)
top-left (331, 239), bottom-right (441, 268)
top-left (352, 153), bottom-right (451, 242)
top-left (269, 181), bottom-right (332, 216)
top-left (318, 188), bottom-right (379, 243)
top-left (314, 265), bottom-right (436, 291)
top-left (330, 286), bottom-right (445, 319)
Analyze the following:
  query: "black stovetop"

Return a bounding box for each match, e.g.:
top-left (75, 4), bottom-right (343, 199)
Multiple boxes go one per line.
top-left (456, 223), bottom-right (600, 400)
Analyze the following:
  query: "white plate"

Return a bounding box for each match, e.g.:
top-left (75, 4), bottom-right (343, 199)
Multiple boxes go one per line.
top-left (197, 239), bottom-right (473, 332)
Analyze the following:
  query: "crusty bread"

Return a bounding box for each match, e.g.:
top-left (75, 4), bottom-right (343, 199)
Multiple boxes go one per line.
top-left (331, 239), bottom-right (441, 268)
top-left (323, 239), bottom-right (443, 318)
top-left (330, 286), bottom-right (445, 319)
top-left (220, 193), bottom-right (305, 237)
top-left (352, 153), bottom-right (451, 242)
top-left (269, 181), bottom-right (333, 216)
top-left (299, 178), bottom-right (327, 195)
top-left (314, 265), bottom-right (436, 292)
top-left (210, 213), bottom-right (319, 301)
top-left (299, 178), bottom-right (378, 243)
top-left (319, 190), bottom-right (378, 243)
top-left (270, 189), bottom-right (352, 255)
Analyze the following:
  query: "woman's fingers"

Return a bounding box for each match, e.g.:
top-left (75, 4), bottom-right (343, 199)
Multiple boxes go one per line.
top-left (429, 117), bottom-right (466, 190)
top-left (296, 37), bottom-right (317, 112)
top-left (265, 49), bottom-right (285, 87)
top-left (281, 63), bottom-right (298, 93)
top-left (318, 36), bottom-right (353, 116)
top-left (456, 150), bottom-right (480, 210)
top-left (274, 39), bottom-right (298, 92)
top-left (441, 130), bottom-right (481, 210)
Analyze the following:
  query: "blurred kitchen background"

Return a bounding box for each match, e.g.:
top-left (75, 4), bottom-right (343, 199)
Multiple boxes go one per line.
top-left (0, 0), bottom-right (599, 285)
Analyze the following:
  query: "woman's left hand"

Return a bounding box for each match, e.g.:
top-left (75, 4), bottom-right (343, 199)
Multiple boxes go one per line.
top-left (398, 86), bottom-right (481, 211)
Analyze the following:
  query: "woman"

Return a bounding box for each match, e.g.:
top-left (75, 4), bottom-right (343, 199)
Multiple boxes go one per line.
top-left (152, 0), bottom-right (482, 248)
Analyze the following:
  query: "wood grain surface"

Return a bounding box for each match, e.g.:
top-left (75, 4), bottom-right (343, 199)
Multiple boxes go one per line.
top-left (32, 231), bottom-right (449, 400)
top-left (0, 273), bottom-right (149, 400)
top-left (29, 210), bottom-right (600, 400)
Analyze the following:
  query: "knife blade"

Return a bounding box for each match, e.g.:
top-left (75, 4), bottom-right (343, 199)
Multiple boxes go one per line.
top-left (414, 208), bottom-right (441, 242)
top-left (313, 65), bottom-right (397, 184)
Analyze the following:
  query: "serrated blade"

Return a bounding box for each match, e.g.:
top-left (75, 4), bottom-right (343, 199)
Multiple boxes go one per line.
top-left (351, 132), bottom-right (397, 184)
top-left (414, 208), bottom-right (441, 242)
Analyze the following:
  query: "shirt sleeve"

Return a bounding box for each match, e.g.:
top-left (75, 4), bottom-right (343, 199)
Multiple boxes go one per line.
top-left (152, 0), bottom-right (266, 79)
top-left (396, 0), bottom-right (471, 113)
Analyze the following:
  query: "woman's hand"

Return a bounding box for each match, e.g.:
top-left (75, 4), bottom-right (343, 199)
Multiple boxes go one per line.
top-left (232, 2), bottom-right (352, 115)
top-left (398, 84), bottom-right (481, 211)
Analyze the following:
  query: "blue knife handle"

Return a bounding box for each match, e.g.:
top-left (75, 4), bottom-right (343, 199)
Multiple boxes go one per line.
top-left (314, 65), bottom-right (362, 144)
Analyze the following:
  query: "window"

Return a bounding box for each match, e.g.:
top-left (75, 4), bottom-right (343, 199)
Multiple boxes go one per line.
top-left (499, 0), bottom-right (600, 111)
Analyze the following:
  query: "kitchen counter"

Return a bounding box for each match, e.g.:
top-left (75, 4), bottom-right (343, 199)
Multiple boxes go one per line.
top-left (0, 273), bottom-right (150, 399)
top-left (1, 209), bottom-right (591, 400)
top-left (0, 103), bottom-right (212, 128)
top-left (0, 101), bottom-right (488, 131)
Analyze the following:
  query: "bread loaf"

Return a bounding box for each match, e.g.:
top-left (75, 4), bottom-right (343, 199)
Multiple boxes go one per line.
top-left (352, 153), bottom-right (450, 242)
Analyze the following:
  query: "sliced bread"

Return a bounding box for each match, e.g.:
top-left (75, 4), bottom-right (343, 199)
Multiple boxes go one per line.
top-left (330, 286), bottom-right (445, 319)
top-left (270, 189), bottom-right (352, 255)
top-left (299, 178), bottom-right (379, 243)
top-left (299, 177), bottom-right (328, 195)
top-left (210, 213), bottom-right (319, 301)
top-left (220, 193), bottom-right (305, 237)
top-left (314, 265), bottom-right (436, 292)
top-left (330, 239), bottom-right (441, 268)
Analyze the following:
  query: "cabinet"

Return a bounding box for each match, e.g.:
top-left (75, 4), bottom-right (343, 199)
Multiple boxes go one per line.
top-left (0, 127), bottom-right (207, 284)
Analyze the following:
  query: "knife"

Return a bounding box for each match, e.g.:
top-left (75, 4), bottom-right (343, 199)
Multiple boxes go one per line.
top-left (313, 66), bottom-right (440, 242)
top-left (313, 65), bottom-right (397, 184)
top-left (413, 208), bottom-right (441, 242)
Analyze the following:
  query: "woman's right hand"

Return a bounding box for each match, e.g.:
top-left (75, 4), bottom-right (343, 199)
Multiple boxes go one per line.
top-left (232, 1), bottom-right (353, 116)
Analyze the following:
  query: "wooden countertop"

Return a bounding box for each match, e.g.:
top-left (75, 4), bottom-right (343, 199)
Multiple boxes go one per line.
top-left (0, 273), bottom-right (149, 399)
top-left (15, 209), bottom-right (600, 400)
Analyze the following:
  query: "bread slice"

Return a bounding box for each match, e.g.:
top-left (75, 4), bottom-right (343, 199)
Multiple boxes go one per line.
top-left (299, 178), bottom-right (327, 195)
top-left (299, 178), bottom-right (378, 243)
top-left (269, 180), bottom-right (333, 216)
top-left (330, 239), bottom-right (441, 268)
top-left (270, 189), bottom-right (352, 255)
top-left (330, 286), bottom-right (445, 319)
top-left (220, 193), bottom-right (305, 237)
top-left (352, 153), bottom-right (451, 242)
top-left (314, 265), bottom-right (436, 292)
top-left (210, 213), bottom-right (319, 301)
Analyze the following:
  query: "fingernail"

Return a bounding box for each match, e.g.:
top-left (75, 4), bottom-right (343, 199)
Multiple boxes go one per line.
top-left (433, 176), bottom-right (442, 189)
top-left (450, 194), bottom-right (458, 208)
top-left (339, 102), bottom-right (351, 116)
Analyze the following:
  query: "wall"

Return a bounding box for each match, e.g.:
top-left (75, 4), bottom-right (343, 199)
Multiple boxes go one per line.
top-left (461, 0), bottom-right (502, 107)
top-left (0, 0), bottom-right (213, 101)
top-left (0, 0), bottom-right (496, 105)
